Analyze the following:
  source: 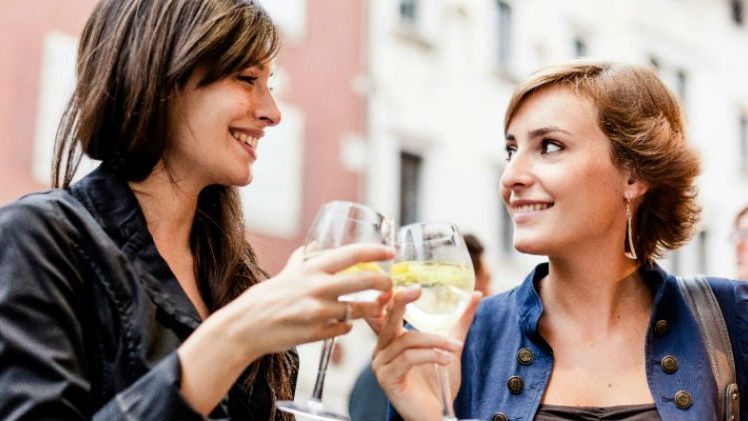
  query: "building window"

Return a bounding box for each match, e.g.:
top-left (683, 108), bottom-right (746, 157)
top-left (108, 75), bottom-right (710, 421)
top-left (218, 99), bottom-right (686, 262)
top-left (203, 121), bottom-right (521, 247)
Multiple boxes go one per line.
top-left (573, 37), bottom-right (587, 58)
top-left (740, 111), bottom-right (748, 170)
top-left (240, 101), bottom-right (304, 238)
top-left (400, 0), bottom-right (418, 23)
top-left (399, 151), bottom-right (422, 225)
top-left (496, 1), bottom-right (512, 65)
top-left (32, 32), bottom-right (83, 185)
top-left (732, 0), bottom-right (744, 25)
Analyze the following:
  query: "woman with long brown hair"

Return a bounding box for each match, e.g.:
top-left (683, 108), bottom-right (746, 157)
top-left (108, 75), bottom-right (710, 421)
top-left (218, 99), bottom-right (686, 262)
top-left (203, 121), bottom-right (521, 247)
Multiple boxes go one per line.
top-left (372, 61), bottom-right (747, 420)
top-left (0, 0), bottom-right (392, 419)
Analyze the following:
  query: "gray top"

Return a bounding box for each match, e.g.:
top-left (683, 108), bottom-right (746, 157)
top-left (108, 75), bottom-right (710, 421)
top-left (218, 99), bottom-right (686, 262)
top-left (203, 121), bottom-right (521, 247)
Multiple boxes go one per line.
top-left (534, 403), bottom-right (659, 420)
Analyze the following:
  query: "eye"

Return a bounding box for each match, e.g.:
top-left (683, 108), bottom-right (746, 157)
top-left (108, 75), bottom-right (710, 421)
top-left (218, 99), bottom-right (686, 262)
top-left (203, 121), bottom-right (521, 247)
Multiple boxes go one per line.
top-left (238, 75), bottom-right (258, 85)
top-left (541, 139), bottom-right (563, 154)
top-left (505, 144), bottom-right (517, 162)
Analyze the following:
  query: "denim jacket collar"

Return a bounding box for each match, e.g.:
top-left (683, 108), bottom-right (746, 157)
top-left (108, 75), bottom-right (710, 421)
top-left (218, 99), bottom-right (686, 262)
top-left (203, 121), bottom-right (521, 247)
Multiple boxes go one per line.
top-left (516, 261), bottom-right (671, 338)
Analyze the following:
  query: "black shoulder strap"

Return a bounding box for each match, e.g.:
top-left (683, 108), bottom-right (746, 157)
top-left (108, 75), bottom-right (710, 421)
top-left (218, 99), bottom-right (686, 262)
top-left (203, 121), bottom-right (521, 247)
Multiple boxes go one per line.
top-left (676, 275), bottom-right (740, 421)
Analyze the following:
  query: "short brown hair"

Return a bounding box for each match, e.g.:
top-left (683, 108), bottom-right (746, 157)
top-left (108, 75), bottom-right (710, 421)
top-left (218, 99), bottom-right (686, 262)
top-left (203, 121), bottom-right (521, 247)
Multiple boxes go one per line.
top-left (504, 60), bottom-right (701, 263)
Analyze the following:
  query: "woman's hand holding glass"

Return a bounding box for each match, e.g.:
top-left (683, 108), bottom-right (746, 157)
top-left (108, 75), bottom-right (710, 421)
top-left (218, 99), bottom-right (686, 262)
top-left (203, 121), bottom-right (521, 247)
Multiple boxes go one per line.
top-left (178, 241), bottom-right (393, 416)
top-left (232, 242), bottom-right (394, 356)
top-left (372, 222), bottom-right (482, 421)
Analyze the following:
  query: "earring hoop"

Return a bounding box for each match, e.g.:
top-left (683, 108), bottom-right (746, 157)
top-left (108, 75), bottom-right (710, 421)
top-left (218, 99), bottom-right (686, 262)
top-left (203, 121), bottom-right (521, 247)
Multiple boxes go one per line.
top-left (624, 198), bottom-right (638, 260)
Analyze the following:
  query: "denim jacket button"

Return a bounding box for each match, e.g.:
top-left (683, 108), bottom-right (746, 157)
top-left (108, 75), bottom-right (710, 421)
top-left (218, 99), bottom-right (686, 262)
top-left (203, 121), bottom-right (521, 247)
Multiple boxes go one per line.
top-left (517, 348), bottom-right (534, 365)
top-left (674, 390), bottom-right (693, 409)
top-left (491, 412), bottom-right (508, 421)
top-left (507, 376), bottom-right (524, 394)
top-left (654, 319), bottom-right (669, 335)
top-left (661, 355), bottom-right (678, 374)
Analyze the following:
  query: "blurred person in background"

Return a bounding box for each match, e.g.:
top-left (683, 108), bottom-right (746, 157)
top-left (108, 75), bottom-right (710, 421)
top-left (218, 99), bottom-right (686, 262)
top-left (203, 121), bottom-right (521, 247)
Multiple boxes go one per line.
top-left (372, 60), bottom-right (747, 420)
top-left (0, 0), bottom-right (394, 419)
top-left (734, 205), bottom-right (748, 279)
top-left (463, 233), bottom-right (492, 297)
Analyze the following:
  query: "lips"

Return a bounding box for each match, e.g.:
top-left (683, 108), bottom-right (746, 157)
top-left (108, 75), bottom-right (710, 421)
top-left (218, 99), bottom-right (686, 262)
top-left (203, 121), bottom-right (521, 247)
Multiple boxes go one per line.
top-left (230, 130), bottom-right (258, 149)
top-left (510, 200), bottom-right (554, 213)
top-left (508, 200), bottom-right (554, 223)
top-left (230, 129), bottom-right (262, 160)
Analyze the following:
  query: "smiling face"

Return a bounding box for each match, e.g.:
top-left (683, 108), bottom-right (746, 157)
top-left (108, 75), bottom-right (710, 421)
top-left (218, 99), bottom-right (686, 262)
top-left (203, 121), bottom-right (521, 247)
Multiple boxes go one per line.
top-left (166, 62), bottom-right (281, 188)
top-left (501, 86), bottom-right (636, 258)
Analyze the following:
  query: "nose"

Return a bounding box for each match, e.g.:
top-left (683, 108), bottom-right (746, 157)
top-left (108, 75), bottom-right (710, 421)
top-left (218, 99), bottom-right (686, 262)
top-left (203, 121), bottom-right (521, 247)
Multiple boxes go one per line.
top-left (500, 148), bottom-right (533, 191)
top-left (255, 88), bottom-right (282, 127)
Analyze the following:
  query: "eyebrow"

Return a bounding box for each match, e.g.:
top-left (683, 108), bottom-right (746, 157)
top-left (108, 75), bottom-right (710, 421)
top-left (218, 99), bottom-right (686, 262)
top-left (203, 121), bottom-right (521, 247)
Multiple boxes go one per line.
top-left (243, 63), bottom-right (274, 78)
top-left (505, 126), bottom-right (571, 140)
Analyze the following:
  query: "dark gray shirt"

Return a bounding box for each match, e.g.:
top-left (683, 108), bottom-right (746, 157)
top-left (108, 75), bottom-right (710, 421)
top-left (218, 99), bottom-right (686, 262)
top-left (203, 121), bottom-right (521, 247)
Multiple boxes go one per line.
top-left (535, 403), bottom-right (660, 420)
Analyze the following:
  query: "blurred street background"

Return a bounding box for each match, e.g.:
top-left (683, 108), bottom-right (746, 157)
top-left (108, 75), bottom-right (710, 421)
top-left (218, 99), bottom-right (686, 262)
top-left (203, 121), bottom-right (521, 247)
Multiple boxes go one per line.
top-left (1, 0), bottom-right (747, 416)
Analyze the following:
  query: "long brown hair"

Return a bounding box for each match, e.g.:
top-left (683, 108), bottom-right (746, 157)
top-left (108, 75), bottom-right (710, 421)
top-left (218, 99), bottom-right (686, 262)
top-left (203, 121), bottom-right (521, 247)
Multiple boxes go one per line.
top-left (504, 60), bottom-right (702, 264)
top-left (53, 0), bottom-right (294, 416)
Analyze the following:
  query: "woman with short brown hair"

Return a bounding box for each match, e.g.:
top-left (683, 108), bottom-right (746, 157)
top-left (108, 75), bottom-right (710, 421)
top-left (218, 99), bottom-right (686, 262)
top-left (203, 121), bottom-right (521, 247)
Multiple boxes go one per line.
top-left (373, 61), bottom-right (747, 420)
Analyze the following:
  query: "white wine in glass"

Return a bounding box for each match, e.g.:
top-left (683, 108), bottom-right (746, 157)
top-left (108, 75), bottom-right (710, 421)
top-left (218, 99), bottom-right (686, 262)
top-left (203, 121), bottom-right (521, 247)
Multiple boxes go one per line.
top-left (276, 200), bottom-right (394, 421)
top-left (392, 222), bottom-right (475, 421)
top-left (390, 260), bottom-right (474, 334)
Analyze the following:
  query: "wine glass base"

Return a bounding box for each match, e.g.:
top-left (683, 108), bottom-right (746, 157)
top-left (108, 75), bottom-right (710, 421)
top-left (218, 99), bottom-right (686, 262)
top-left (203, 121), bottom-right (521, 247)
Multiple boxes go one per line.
top-left (276, 400), bottom-right (349, 421)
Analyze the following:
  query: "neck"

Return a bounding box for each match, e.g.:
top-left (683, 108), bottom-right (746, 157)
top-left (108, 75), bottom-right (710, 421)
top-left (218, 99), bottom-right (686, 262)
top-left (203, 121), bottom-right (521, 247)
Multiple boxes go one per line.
top-left (129, 164), bottom-right (203, 251)
top-left (540, 251), bottom-right (651, 332)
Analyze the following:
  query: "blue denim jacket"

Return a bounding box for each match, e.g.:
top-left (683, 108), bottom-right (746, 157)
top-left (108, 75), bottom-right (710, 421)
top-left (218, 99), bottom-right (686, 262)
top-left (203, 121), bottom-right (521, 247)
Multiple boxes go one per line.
top-left (453, 263), bottom-right (747, 421)
top-left (0, 165), bottom-right (297, 420)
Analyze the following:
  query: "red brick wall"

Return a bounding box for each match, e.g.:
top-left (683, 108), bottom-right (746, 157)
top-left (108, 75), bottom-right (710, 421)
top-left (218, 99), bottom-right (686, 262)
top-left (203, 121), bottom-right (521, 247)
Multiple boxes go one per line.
top-left (0, 0), bottom-right (98, 204)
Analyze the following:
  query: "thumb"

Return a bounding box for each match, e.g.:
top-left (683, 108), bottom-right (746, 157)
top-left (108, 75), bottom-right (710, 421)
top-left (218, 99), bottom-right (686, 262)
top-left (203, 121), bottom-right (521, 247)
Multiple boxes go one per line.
top-left (451, 292), bottom-right (482, 342)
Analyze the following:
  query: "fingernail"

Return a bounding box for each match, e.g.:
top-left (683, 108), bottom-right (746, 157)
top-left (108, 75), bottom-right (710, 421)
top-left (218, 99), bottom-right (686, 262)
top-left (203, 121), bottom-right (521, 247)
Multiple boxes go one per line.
top-left (403, 284), bottom-right (421, 298)
top-left (447, 338), bottom-right (463, 350)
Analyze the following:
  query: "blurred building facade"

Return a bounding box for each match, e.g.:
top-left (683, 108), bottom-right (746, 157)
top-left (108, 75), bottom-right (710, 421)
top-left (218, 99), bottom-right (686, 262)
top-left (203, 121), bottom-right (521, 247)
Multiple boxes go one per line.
top-left (1, 0), bottom-right (748, 417)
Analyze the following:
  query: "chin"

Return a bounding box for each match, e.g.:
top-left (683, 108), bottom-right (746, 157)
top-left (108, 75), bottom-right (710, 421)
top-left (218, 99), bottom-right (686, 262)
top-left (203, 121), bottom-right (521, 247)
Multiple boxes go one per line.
top-left (239, 174), bottom-right (254, 186)
top-left (226, 168), bottom-right (253, 187)
top-left (513, 235), bottom-right (551, 256)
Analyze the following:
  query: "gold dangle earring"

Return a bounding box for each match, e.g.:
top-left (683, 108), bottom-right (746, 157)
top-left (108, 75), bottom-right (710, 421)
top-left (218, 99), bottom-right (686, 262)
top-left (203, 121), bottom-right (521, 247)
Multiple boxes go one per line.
top-left (624, 198), bottom-right (637, 260)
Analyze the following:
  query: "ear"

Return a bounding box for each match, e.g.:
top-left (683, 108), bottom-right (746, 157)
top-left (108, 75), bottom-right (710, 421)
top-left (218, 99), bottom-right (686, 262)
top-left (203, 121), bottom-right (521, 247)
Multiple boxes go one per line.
top-left (623, 170), bottom-right (649, 201)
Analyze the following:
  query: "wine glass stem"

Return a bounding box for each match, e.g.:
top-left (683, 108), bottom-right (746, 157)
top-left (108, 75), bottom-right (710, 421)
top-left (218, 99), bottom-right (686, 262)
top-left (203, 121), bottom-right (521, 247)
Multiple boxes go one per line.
top-left (436, 363), bottom-right (457, 421)
top-left (310, 337), bottom-right (336, 401)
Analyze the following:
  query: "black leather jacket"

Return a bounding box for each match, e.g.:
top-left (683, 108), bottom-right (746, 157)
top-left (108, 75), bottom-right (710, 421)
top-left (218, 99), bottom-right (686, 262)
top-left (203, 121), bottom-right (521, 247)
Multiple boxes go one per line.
top-left (0, 165), bottom-right (297, 420)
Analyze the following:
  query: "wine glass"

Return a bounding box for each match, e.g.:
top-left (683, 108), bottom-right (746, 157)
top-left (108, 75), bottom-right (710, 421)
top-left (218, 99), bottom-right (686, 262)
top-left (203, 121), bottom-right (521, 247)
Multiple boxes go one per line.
top-left (391, 222), bottom-right (475, 421)
top-left (276, 200), bottom-right (394, 421)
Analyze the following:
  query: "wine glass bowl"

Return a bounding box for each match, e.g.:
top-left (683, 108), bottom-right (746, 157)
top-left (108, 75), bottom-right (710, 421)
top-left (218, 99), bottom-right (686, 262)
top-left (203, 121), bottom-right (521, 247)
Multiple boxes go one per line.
top-left (392, 222), bottom-right (475, 334)
top-left (305, 201), bottom-right (394, 302)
